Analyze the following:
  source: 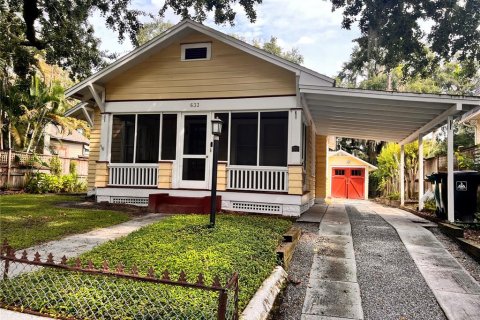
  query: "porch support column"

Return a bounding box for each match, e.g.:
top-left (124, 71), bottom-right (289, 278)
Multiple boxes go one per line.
top-left (400, 144), bottom-right (405, 206)
top-left (288, 109), bottom-right (303, 165)
top-left (418, 134), bottom-right (424, 211)
top-left (447, 115), bottom-right (455, 222)
top-left (99, 113), bottom-right (112, 162)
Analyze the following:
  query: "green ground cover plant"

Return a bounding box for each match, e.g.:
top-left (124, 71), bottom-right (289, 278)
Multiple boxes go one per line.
top-left (1, 214), bottom-right (291, 319)
top-left (0, 194), bottom-right (130, 249)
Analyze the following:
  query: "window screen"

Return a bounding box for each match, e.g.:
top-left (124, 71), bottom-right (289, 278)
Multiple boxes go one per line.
top-left (161, 114), bottom-right (177, 160)
top-left (111, 115), bottom-right (135, 163)
top-left (230, 112), bottom-right (258, 165)
top-left (214, 113), bottom-right (229, 161)
top-left (136, 115), bottom-right (160, 163)
top-left (259, 111), bottom-right (288, 166)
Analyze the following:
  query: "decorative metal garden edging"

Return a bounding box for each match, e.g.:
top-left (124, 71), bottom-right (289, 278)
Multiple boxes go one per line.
top-left (0, 240), bottom-right (239, 320)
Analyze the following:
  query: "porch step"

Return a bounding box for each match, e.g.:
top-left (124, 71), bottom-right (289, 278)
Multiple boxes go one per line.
top-left (283, 227), bottom-right (301, 243)
top-left (148, 193), bottom-right (222, 214)
top-left (277, 227), bottom-right (302, 269)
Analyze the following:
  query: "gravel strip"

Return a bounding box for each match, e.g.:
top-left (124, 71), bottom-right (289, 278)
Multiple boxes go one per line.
top-left (428, 227), bottom-right (480, 283)
top-left (269, 222), bottom-right (319, 320)
top-left (346, 204), bottom-right (446, 320)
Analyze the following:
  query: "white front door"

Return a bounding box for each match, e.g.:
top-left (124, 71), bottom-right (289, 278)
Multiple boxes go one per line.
top-left (178, 113), bottom-right (212, 189)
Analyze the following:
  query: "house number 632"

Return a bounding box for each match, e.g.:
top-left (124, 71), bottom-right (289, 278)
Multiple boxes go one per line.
top-left (190, 102), bottom-right (200, 108)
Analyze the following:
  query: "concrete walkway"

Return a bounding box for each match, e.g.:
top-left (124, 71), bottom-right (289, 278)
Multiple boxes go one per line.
top-left (301, 203), bottom-right (364, 319)
top-left (3, 213), bottom-right (165, 277)
top-left (300, 201), bottom-right (480, 320)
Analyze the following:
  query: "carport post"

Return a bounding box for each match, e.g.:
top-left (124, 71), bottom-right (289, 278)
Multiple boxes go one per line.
top-left (400, 144), bottom-right (405, 206)
top-left (447, 116), bottom-right (455, 222)
top-left (418, 134), bottom-right (424, 211)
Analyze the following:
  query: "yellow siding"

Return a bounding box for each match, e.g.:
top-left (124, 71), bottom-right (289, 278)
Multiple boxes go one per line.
top-left (217, 162), bottom-right (227, 191)
top-left (94, 162), bottom-right (108, 188)
top-left (288, 165), bottom-right (303, 195)
top-left (158, 162), bottom-right (173, 189)
top-left (105, 32), bottom-right (296, 101)
top-left (306, 124), bottom-right (315, 200)
top-left (87, 109), bottom-right (101, 190)
top-left (315, 135), bottom-right (328, 198)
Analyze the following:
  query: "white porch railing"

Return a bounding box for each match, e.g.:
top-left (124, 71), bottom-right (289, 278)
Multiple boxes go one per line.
top-left (108, 164), bottom-right (158, 187)
top-left (227, 166), bottom-right (288, 192)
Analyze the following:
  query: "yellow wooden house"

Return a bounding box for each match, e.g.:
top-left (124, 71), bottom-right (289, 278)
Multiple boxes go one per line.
top-left (66, 19), bottom-right (480, 218)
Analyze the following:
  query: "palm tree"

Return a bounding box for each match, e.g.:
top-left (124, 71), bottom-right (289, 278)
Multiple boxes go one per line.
top-left (21, 75), bottom-right (85, 153)
top-left (1, 75), bottom-right (86, 153)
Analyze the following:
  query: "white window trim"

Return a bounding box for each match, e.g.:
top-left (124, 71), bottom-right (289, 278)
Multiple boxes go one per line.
top-left (181, 42), bottom-right (212, 61)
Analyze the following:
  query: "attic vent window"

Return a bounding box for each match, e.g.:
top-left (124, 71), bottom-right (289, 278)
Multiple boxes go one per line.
top-left (181, 43), bottom-right (211, 61)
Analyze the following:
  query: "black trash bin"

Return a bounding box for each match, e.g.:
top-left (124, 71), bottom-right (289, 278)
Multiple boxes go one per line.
top-left (427, 171), bottom-right (480, 222)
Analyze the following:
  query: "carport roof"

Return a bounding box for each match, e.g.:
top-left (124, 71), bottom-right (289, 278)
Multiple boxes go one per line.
top-left (300, 85), bottom-right (480, 144)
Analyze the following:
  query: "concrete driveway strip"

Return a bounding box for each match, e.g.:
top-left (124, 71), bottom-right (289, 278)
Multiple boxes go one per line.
top-left (301, 203), bottom-right (364, 320)
top-left (347, 202), bottom-right (446, 320)
top-left (369, 203), bottom-right (480, 320)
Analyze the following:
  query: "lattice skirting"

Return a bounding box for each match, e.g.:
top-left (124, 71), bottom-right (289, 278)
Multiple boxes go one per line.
top-left (110, 197), bottom-right (149, 206)
top-left (96, 188), bottom-right (314, 216)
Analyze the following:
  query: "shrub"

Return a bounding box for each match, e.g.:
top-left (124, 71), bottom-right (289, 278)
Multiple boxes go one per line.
top-left (69, 161), bottom-right (77, 175)
top-left (387, 192), bottom-right (400, 200)
top-left (61, 174), bottom-right (77, 193)
top-left (49, 156), bottom-right (62, 176)
top-left (424, 198), bottom-right (436, 212)
top-left (26, 173), bottom-right (86, 194)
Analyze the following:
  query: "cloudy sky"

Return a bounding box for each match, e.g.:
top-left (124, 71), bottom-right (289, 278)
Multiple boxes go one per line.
top-left (90, 0), bottom-right (360, 78)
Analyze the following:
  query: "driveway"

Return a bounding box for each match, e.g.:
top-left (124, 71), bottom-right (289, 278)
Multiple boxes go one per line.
top-left (301, 200), bottom-right (480, 320)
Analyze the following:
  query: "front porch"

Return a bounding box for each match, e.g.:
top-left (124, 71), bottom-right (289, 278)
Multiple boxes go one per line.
top-left (90, 98), bottom-right (316, 216)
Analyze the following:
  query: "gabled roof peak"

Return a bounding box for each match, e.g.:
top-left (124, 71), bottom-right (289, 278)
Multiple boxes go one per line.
top-left (66, 19), bottom-right (334, 100)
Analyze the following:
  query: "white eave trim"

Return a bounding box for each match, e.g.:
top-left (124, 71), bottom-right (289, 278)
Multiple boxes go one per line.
top-left (328, 150), bottom-right (378, 170)
top-left (300, 85), bottom-right (480, 104)
top-left (66, 19), bottom-right (334, 99)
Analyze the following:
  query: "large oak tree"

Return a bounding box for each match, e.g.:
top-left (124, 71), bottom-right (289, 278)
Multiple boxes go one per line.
top-left (331, 0), bottom-right (480, 78)
top-left (0, 0), bottom-right (261, 82)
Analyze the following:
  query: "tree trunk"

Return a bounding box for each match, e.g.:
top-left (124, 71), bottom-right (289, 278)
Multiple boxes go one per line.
top-left (387, 71), bottom-right (393, 91)
top-left (0, 110), bottom-right (4, 150)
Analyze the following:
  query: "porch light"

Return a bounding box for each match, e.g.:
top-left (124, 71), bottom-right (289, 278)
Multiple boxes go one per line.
top-left (211, 117), bottom-right (223, 136)
top-left (209, 117), bottom-right (223, 227)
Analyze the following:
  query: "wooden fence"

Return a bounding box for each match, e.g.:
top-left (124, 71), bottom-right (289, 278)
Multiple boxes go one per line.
top-left (0, 150), bottom-right (88, 189)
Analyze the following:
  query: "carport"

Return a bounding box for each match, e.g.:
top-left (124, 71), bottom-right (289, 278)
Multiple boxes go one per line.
top-left (300, 85), bottom-right (480, 221)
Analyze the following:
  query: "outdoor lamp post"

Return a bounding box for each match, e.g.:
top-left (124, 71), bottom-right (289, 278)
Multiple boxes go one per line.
top-left (210, 117), bottom-right (223, 227)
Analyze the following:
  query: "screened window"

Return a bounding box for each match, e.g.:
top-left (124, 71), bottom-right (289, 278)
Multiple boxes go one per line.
top-left (136, 115), bottom-right (160, 163)
top-left (230, 113), bottom-right (258, 165)
top-left (161, 114), bottom-right (177, 160)
top-left (215, 113), bottom-right (229, 161)
top-left (260, 112), bottom-right (288, 166)
top-left (111, 115), bottom-right (135, 163)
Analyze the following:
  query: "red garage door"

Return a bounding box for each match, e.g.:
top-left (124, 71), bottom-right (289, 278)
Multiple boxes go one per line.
top-left (331, 168), bottom-right (365, 199)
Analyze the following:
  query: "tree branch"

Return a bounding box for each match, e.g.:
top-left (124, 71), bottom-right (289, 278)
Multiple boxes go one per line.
top-left (22, 0), bottom-right (45, 49)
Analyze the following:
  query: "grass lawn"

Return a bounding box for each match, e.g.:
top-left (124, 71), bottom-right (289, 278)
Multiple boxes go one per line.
top-left (0, 194), bottom-right (130, 249)
top-left (1, 214), bottom-right (292, 319)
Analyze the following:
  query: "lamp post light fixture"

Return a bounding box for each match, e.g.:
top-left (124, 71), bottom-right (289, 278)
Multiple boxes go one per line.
top-left (209, 117), bottom-right (223, 227)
